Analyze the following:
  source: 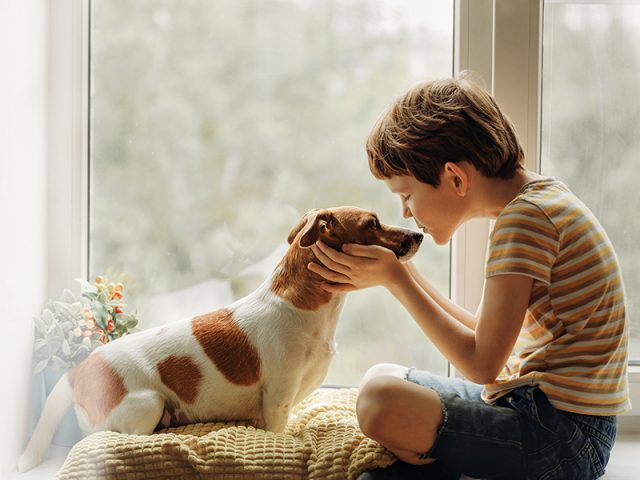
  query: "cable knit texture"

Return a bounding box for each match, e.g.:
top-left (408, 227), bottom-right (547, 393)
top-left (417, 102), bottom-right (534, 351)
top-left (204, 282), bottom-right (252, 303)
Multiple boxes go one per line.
top-left (56, 388), bottom-right (395, 479)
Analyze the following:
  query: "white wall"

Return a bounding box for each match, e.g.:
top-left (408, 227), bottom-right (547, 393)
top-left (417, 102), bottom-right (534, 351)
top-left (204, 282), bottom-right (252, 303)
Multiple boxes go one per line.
top-left (0, 0), bottom-right (48, 477)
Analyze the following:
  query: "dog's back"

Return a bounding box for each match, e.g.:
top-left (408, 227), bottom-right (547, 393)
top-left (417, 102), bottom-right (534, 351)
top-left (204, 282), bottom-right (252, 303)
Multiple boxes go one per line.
top-left (81, 276), bottom-right (343, 430)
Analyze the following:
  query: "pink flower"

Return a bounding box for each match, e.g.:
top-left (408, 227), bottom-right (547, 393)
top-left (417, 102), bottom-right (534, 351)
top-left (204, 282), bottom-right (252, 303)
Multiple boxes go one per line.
top-left (96, 328), bottom-right (107, 344)
top-left (82, 307), bottom-right (94, 321)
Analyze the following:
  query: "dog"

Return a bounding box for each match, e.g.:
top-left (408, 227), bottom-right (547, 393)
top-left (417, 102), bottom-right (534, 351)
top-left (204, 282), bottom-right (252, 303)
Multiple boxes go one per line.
top-left (18, 206), bottom-right (423, 472)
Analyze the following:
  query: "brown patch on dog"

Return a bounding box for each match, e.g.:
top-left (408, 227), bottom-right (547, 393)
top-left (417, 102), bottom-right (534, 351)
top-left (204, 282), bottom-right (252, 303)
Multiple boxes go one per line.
top-left (192, 309), bottom-right (261, 386)
top-left (272, 245), bottom-right (333, 310)
top-left (157, 355), bottom-right (202, 404)
top-left (67, 352), bottom-right (127, 427)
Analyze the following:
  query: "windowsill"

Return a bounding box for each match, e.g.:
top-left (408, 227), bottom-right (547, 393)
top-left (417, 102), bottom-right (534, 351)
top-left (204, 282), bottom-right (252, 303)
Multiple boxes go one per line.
top-left (603, 433), bottom-right (640, 479)
top-left (617, 365), bottom-right (640, 434)
top-left (8, 445), bottom-right (70, 480)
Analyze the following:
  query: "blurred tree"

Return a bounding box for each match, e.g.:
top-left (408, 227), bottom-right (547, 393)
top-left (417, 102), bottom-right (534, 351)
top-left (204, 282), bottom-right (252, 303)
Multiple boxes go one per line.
top-left (90, 0), bottom-right (454, 383)
top-left (541, 4), bottom-right (640, 356)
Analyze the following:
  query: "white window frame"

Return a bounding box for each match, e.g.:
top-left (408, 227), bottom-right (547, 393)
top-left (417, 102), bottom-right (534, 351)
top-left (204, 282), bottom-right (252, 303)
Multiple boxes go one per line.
top-left (49, 0), bottom-right (639, 430)
top-left (453, 0), bottom-right (542, 318)
top-left (48, 0), bottom-right (90, 300)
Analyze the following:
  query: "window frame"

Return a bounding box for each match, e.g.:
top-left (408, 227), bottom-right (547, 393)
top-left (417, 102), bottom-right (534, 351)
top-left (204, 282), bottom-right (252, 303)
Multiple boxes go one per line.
top-left (48, 0), bottom-right (90, 300)
top-left (49, 0), bottom-right (639, 429)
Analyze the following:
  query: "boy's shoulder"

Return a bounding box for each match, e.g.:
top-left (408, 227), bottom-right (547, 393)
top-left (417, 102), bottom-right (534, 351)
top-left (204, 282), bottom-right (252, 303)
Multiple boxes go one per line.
top-left (501, 177), bottom-right (594, 233)
top-left (493, 176), bottom-right (616, 266)
top-left (507, 177), bottom-right (569, 211)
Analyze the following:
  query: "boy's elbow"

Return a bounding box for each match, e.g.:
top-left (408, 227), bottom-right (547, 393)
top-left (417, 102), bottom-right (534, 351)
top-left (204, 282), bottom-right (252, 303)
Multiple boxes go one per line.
top-left (466, 364), bottom-right (501, 385)
top-left (471, 372), bottom-right (498, 385)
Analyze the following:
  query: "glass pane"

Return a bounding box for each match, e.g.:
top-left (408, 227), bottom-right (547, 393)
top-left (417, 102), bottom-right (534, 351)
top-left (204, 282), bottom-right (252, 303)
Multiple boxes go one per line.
top-left (90, 0), bottom-right (454, 384)
top-left (541, 1), bottom-right (640, 360)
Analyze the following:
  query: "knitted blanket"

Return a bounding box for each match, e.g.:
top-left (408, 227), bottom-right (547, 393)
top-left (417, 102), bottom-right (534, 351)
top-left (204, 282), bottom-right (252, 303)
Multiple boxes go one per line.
top-left (56, 388), bottom-right (395, 479)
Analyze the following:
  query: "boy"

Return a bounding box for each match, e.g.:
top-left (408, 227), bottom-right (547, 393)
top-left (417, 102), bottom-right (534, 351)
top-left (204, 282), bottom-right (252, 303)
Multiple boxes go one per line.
top-left (307, 73), bottom-right (630, 479)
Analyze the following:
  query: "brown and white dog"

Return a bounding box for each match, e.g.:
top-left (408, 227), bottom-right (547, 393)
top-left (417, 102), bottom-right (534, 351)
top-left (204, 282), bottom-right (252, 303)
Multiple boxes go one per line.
top-left (18, 206), bottom-right (423, 472)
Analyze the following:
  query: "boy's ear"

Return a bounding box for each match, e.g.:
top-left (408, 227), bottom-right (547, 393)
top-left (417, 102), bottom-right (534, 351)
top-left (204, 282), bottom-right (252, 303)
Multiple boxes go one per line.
top-left (444, 162), bottom-right (469, 196)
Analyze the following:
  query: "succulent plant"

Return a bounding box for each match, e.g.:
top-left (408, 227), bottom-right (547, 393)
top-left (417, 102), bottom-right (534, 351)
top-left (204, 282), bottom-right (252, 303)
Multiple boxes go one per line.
top-left (32, 277), bottom-right (139, 373)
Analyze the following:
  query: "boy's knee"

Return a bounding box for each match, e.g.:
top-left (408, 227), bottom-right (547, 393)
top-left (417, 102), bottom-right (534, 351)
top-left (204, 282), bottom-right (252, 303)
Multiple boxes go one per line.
top-left (357, 374), bottom-right (444, 453)
top-left (359, 363), bottom-right (407, 391)
top-left (356, 375), bottom-right (403, 440)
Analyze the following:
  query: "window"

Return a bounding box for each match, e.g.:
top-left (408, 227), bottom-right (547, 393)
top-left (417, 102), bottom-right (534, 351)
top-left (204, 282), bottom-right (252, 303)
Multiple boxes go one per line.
top-left (89, 0), bottom-right (454, 384)
top-left (541, 1), bottom-right (640, 363)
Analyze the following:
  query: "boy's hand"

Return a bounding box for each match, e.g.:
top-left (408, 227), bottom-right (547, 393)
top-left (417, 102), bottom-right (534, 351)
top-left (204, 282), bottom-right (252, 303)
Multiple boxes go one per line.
top-left (307, 241), bottom-right (408, 292)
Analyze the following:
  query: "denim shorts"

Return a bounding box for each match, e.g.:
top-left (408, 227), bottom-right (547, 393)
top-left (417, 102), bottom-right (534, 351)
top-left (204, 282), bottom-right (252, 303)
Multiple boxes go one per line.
top-left (405, 368), bottom-right (617, 480)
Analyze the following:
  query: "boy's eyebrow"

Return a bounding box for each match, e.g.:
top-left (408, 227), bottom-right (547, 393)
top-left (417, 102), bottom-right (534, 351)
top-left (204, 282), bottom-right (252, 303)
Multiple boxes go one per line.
top-left (389, 181), bottom-right (408, 194)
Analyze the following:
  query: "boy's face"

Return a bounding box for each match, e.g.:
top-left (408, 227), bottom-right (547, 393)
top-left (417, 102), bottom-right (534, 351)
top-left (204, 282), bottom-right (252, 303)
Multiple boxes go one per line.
top-left (383, 173), bottom-right (467, 246)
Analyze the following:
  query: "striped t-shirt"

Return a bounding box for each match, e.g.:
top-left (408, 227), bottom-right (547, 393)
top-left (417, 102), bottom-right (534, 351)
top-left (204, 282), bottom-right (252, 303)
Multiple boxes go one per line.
top-left (481, 178), bottom-right (630, 416)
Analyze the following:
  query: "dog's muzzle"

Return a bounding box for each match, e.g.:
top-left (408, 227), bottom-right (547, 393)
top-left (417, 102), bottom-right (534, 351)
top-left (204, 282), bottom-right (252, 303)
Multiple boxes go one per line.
top-left (396, 232), bottom-right (424, 258)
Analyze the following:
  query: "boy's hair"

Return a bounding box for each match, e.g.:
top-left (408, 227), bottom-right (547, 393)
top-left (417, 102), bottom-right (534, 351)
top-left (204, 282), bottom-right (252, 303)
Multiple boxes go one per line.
top-left (366, 72), bottom-right (525, 186)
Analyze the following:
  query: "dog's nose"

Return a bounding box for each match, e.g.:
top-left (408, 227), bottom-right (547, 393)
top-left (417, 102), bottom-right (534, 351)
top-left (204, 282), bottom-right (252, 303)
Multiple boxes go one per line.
top-left (412, 231), bottom-right (424, 244)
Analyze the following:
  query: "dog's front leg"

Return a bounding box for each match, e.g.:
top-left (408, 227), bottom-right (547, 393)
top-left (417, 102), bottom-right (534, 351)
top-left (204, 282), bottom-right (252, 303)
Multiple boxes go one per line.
top-left (261, 380), bottom-right (300, 433)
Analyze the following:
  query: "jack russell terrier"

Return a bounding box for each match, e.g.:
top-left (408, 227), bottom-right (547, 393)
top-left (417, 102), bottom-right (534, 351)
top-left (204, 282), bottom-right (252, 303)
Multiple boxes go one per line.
top-left (18, 206), bottom-right (423, 472)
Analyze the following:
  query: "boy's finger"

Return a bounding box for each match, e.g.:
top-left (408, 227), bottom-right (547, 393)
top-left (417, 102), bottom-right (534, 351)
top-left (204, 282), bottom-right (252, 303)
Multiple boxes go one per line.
top-left (307, 262), bottom-right (352, 284)
top-left (343, 243), bottom-right (390, 259)
top-left (315, 241), bottom-right (356, 264)
top-left (311, 244), bottom-right (351, 274)
top-left (320, 282), bottom-right (357, 293)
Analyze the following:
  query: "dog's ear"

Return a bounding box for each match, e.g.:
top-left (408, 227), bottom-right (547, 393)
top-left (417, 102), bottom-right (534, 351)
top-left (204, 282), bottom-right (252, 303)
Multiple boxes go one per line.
top-left (287, 210), bottom-right (330, 247)
top-left (288, 209), bottom-right (317, 245)
top-left (299, 213), bottom-right (331, 247)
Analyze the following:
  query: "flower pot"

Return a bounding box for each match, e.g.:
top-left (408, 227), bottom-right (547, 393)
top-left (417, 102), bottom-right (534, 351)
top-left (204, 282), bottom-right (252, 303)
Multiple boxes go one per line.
top-left (31, 367), bottom-right (84, 447)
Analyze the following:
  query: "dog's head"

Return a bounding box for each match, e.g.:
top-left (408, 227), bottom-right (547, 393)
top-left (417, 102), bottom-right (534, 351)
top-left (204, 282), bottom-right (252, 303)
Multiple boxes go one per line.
top-left (287, 206), bottom-right (423, 261)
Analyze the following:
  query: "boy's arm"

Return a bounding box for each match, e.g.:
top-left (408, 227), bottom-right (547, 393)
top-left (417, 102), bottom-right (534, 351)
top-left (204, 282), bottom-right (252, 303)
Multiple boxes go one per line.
top-left (309, 241), bottom-right (532, 384)
top-left (389, 269), bottom-right (532, 384)
top-left (403, 261), bottom-right (478, 330)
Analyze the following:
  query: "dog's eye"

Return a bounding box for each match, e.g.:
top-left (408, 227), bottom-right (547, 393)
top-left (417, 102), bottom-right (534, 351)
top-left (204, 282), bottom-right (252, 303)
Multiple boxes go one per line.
top-left (368, 218), bottom-right (379, 229)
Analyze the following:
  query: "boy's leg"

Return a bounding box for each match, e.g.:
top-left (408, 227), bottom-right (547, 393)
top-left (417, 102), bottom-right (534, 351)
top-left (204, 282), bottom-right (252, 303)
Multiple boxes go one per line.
top-left (357, 365), bottom-right (613, 480)
top-left (356, 365), bottom-right (524, 478)
top-left (357, 375), bottom-right (442, 465)
top-left (358, 363), bottom-right (485, 465)
top-left (359, 364), bottom-right (484, 401)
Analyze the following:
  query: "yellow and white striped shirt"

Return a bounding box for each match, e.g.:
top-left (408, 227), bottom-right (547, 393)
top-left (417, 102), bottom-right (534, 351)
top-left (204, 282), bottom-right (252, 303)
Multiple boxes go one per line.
top-left (482, 178), bottom-right (631, 416)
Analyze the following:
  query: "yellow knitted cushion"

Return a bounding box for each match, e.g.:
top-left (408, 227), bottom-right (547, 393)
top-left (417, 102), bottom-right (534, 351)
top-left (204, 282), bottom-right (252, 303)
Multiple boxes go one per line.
top-left (56, 388), bottom-right (395, 479)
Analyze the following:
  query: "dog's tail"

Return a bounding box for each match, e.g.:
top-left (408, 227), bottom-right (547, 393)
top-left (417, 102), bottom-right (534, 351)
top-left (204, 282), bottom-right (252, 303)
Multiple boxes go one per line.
top-left (17, 373), bottom-right (74, 473)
